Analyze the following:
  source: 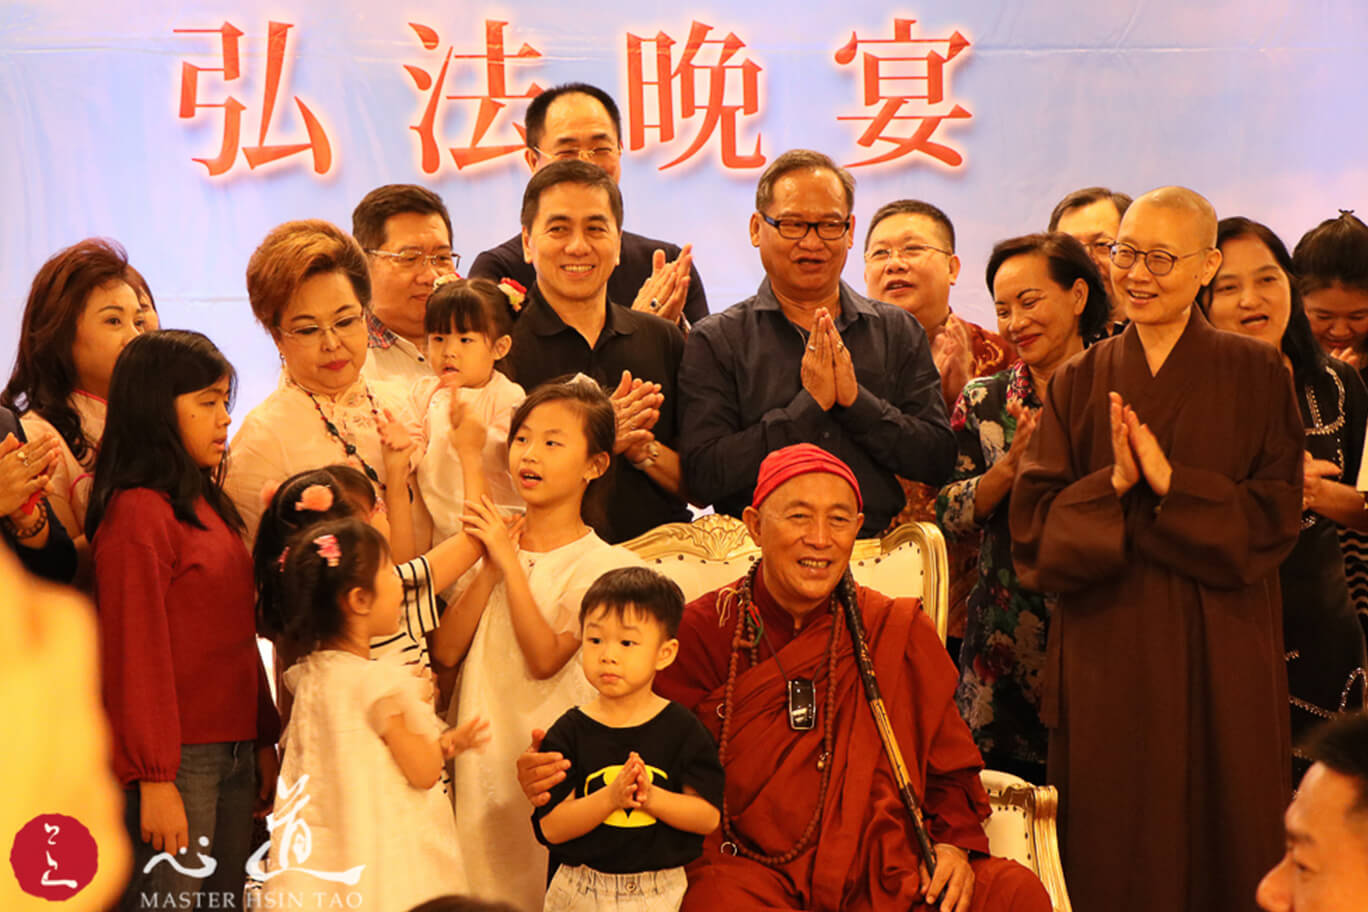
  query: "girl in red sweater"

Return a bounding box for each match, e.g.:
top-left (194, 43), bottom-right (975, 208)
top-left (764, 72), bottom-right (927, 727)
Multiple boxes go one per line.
top-left (87, 331), bottom-right (279, 910)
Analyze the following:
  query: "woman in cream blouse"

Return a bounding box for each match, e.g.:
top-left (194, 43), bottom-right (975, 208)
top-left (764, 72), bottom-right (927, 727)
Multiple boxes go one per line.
top-left (224, 220), bottom-right (418, 546)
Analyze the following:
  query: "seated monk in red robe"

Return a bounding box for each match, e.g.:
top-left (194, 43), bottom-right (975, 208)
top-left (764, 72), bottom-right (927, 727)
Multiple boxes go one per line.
top-left (520, 445), bottom-right (1050, 912)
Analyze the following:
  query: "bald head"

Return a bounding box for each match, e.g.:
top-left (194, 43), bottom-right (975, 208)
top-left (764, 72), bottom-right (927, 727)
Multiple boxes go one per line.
top-left (1132, 186), bottom-right (1218, 247)
top-left (1113, 186), bottom-right (1224, 328)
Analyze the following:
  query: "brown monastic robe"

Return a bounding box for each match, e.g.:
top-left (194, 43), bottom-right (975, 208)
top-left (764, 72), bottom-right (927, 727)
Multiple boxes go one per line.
top-left (1010, 308), bottom-right (1302, 912)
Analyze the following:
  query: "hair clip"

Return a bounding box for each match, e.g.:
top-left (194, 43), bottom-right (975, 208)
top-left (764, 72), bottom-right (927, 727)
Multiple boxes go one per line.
top-left (295, 484), bottom-right (335, 513)
top-left (433, 273), bottom-right (461, 290)
top-left (313, 534), bottom-right (342, 568)
top-left (259, 480), bottom-right (282, 508)
top-left (498, 277), bottom-right (526, 312)
top-left (276, 545), bottom-right (290, 570)
top-left (566, 372), bottom-right (600, 393)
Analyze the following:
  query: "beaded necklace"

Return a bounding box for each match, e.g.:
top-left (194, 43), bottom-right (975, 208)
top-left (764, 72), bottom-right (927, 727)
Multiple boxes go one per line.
top-left (300, 384), bottom-right (387, 494)
top-left (716, 563), bottom-right (842, 865)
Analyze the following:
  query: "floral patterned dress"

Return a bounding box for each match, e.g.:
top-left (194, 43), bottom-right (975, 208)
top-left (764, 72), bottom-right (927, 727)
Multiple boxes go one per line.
top-left (890, 313), bottom-right (1014, 642)
top-left (936, 360), bottom-right (1051, 777)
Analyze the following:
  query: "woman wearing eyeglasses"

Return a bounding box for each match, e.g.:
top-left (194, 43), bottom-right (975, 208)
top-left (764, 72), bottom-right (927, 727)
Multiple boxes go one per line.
top-left (1201, 216), bottom-right (1368, 783)
top-left (223, 220), bottom-right (415, 550)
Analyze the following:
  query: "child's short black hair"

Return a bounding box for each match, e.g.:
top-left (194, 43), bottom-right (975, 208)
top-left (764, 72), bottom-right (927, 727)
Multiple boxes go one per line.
top-left (579, 567), bottom-right (685, 639)
top-left (425, 277), bottom-right (514, 340)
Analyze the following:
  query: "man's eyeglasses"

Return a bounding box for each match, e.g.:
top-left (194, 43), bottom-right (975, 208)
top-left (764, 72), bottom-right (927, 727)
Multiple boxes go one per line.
top-left (278, 310), bottom-right (367, 344)
top-left (533, 145), bottom-right (621, 166)
top-left (864, 243), bottom-right (952, 264)
top-left (757, 212), bottom-right (851, 241)
top-left (1109, 243), bottom-right (1205, 277)
top-left (367, 249), bottom-right (460, 273)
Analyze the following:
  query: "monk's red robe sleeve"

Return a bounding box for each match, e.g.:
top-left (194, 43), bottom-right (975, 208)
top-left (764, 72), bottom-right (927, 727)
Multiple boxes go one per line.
top-left (905, 604), bottom-right (992, 854)
top-left (656, 590), bottom-right (729, 713)
top-left (923, 759), bottom-right (992, 853)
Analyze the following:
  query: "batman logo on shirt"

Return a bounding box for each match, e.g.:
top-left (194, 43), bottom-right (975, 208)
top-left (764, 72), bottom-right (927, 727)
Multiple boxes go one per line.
top-left (583, 763), bottom-right (668, 828)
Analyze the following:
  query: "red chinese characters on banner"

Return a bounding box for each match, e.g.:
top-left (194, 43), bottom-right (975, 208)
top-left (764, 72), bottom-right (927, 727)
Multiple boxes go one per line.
top-left (834, 18), bottom-right (972, 168)
top-left (626, 21), bottom-right (765, 170)
top-left (174, 22), bottom-right (332, 176)
top-left (405, 20), bottom-right (543, 173)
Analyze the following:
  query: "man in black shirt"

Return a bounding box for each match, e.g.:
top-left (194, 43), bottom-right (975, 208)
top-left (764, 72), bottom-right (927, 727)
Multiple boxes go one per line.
top-left (502, 160), bottom-right (690, 543)
top-left (468, 82), bottom-right (708, 327)
top-left (678, 149), bottom-right (955, 536)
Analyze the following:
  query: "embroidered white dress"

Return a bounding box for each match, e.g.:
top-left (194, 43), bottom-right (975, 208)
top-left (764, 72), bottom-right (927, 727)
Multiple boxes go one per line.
top-left (409, 371), bottom-right (525, 543)
top-left (261, 651), bottom-right (463, 910)
top-left (449, 531), bottom-right (643, 912)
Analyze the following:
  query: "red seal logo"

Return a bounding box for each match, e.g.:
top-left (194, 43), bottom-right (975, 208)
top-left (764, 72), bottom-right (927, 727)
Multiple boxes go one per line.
top-left (10, 813), bottom-right (98, 900)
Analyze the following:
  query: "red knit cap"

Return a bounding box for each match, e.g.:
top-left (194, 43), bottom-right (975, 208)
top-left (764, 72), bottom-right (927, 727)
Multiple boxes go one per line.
top-left (751, 443), bottom-right (863, 511)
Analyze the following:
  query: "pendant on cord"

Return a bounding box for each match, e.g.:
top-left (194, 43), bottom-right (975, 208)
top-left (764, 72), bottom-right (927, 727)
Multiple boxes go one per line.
top-left (788, 678), bottom-right (816, 730)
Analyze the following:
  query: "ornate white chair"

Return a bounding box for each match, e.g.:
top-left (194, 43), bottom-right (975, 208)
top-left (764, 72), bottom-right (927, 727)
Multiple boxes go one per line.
top-left (622, 514), bottom-right (1071, 912)
top-left (981, 770), bottom-right (1072, 912)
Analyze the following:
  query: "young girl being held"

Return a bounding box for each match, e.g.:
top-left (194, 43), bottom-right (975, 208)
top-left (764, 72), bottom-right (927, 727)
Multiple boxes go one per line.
top-left (262, 518), bottom-right (488, 911)
top-left (438, 374), bottom-right (643, 912)
top-left (87, 331), bottom-right (278, 910)
top-left (410, 277), bottom-right (525, 546)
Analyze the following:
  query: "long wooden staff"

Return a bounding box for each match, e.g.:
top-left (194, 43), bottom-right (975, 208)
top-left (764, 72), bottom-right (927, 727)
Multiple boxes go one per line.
top-left (838, 578), bottom-right (938, 876)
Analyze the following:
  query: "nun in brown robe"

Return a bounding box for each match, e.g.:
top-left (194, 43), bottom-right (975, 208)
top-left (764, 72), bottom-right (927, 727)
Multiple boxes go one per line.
top-left (1009, 188), bottom-right (1304, 912)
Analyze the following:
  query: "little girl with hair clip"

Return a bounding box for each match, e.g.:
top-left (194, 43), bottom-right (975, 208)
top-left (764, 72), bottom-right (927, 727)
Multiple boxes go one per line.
top-left (255, 398), bottom-right (490, 687)
top-left (87, 330), bottom-right (279, 910)
top-left (409, 276), bottom-right (525, 550)
top-left (436, 374), bottom-right (643, 912)
top-left (261, 517), bottom-right (489, 911)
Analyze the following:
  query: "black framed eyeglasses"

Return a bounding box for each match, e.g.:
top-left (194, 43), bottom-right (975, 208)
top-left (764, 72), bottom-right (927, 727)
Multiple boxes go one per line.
top-left (757, 211), bottom-right (851, 241)
top-left (1109, 243), bottom-right (1205, 277)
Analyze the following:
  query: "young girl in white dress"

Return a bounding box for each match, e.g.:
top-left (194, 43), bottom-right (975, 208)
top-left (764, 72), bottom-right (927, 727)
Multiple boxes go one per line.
top-left (409, 277), bottom-right (525, 550)
top-left (436, 375), bottom-right (643, 912)
top-left (262, 517), bottom-right (488, 911)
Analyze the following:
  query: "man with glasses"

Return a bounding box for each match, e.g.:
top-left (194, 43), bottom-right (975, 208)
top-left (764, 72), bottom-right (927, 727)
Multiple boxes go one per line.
top-left (678, 149), bottom-right (955, 537)
top-left (352, 184), bottom-right (458, 388)
top-left (863, 200), bottom-right (1013, 642)
top-left (469, 82), bottom-right (708, 327)
top-left (1010, 186), bottom-right (1304, 912)
top-left (1048, 186), bottom-right (1132, 328)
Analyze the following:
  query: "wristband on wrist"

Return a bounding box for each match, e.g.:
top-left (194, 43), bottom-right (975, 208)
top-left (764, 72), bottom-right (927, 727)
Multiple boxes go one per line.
top-left (4, 499), bottom-right (48, 541)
